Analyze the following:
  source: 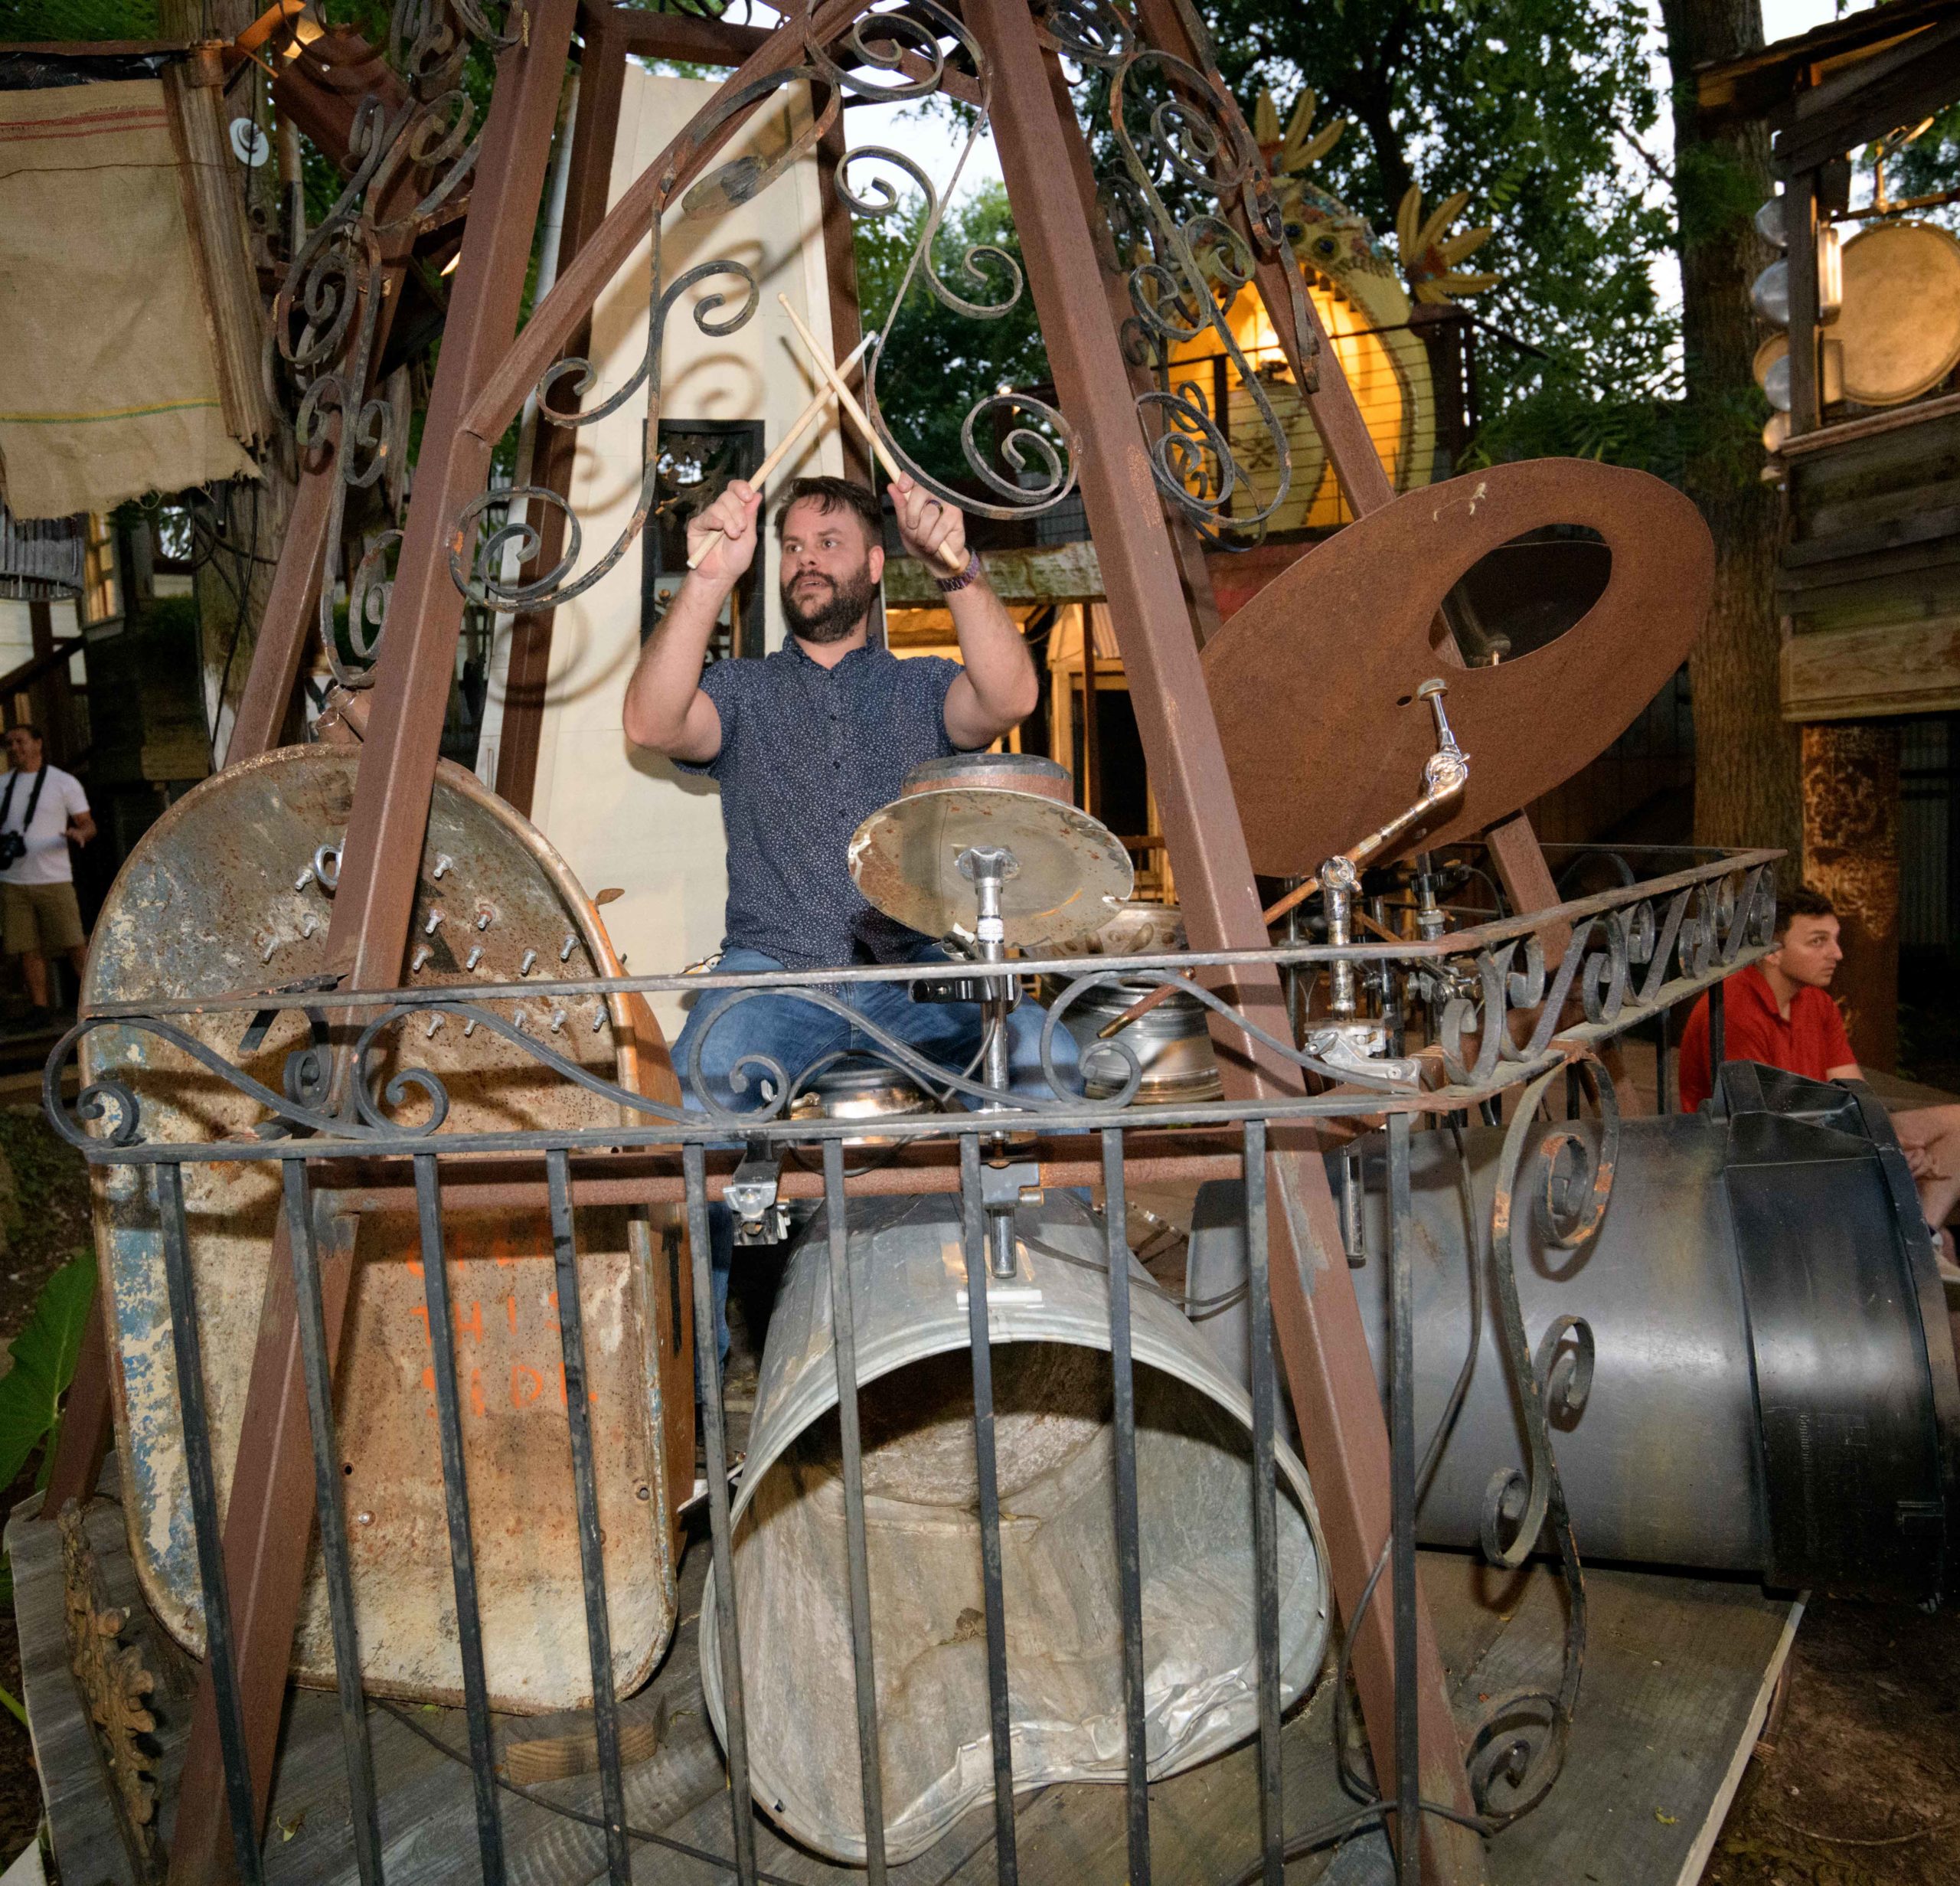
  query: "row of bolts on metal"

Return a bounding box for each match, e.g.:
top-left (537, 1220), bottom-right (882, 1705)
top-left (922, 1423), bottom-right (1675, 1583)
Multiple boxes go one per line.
top-left (270, 847), bottom-right (611, 1040)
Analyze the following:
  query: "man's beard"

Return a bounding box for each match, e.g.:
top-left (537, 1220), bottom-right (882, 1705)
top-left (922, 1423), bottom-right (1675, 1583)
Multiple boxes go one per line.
top-left (781, 562), bottom-right (877, 645)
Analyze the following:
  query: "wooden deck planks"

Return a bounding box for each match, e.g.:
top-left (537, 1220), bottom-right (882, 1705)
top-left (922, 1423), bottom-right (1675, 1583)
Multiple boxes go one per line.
top-left (17, 1495), bottom-right (1798, 1886)
top-left (1421, 1554), bottom-right (1797, 1886)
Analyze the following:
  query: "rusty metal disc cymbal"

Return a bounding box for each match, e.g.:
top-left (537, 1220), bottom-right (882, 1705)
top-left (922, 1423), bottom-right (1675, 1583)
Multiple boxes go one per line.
top-left (1201, 458), bottom-right (1713, 876)
top-left (849, 776), bottom-right (1135, 949)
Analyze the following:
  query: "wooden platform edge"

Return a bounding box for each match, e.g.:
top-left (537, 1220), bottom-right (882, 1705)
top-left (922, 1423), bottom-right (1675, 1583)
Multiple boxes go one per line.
top-left (5, 1493), bottom-right (142, 1886)
top-left (1671, 1596), bottom-right (1805, 1886)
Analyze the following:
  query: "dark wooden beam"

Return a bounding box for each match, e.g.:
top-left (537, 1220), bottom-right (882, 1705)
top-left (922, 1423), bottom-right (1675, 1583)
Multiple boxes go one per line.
top-left (602, 1), bottom-right (769, 66)
top-left (1785, 169), bottom-right (1821, 438)
top-left (223, 449), bottom-right (335, 766)
top-left (1775, 15), bottom-right (1960, 174)
top-left (815, 111), bottom-right (872, 490)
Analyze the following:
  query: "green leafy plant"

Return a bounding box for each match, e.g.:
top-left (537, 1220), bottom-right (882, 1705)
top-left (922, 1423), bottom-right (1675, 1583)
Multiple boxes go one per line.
top-left (0, 1254), bottom-right (98, 1495)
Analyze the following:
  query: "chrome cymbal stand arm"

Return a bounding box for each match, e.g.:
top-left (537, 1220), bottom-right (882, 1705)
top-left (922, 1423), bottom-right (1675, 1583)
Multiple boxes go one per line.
top-left (959, 845), bottom-right (1022, 1280)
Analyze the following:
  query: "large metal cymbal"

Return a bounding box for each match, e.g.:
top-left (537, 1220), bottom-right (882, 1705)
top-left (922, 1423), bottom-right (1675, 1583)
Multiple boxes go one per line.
top-left (849, 757), bottom-right (1134, 948)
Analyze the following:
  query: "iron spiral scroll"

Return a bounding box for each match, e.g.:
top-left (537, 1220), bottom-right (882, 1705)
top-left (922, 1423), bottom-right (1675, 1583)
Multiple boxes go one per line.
top-left (449, 0), bottom-right (1082, 617)
top-left (1039, 0), bottom-right (1305, 544)
top-left (1461, 1054), bottom-right (1617, 1826)
top-left (272, 0), bottom-right (521, 690)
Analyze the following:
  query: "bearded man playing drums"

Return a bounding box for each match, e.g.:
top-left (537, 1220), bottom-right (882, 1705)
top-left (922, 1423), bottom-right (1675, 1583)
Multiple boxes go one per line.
top-left (623, 471), bottom-right (1079, 1346)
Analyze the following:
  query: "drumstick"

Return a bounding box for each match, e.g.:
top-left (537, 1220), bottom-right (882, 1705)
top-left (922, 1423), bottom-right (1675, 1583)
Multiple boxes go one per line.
top-left (685, 331), bottom-right (876, 570)
top-left (778, 295), bottom-right (966, 573)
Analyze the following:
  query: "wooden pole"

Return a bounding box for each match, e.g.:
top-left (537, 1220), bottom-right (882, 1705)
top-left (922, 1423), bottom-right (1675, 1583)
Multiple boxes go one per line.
top-left (495, 5), bottom-right (630, 816)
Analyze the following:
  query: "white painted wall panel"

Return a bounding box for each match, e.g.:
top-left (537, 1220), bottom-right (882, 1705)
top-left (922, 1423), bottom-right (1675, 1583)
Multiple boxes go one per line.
top-left (509, 70), bottom-right (843, 1040)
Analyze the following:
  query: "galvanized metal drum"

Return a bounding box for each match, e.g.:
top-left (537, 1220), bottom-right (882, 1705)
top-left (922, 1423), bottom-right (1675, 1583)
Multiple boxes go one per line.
top-left (698, 1191), bottom-right (1328, 1864)
top-left (1049, 975), bottom-right (1223, 1103)
top-left (82, 746), bottom-right (693, 1711)
top-left (1186, 1069), bottom-right (1960, 1602)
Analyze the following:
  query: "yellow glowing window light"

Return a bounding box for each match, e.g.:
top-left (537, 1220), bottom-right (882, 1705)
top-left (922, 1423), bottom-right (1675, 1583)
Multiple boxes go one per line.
top-left (1165, 275), bottom-right (1432, 533)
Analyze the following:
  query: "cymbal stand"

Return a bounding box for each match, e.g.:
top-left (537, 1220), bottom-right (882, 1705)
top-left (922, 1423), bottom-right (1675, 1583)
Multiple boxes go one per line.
top-left (958, 843), bottom-right (1024, 1280)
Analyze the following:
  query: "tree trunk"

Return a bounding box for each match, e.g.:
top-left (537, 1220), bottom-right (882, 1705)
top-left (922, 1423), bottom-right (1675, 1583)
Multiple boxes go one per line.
top-left (1802, 721), bottom-right (1900, 1070)
top-left (1661, 0), bottom-right (1802, 869)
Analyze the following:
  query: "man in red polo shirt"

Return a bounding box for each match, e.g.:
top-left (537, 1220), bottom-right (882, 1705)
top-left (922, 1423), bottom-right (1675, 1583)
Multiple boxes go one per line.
top-left (1679, 887), bottom-right (1960, 1259)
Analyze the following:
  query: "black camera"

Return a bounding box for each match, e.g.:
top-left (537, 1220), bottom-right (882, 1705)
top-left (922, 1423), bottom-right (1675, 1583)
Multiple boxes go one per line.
top-left (0, 831), bottom-right (24, 870)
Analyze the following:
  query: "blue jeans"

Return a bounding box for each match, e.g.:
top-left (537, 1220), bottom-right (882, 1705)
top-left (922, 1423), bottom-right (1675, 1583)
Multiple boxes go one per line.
top-left (672, 944), bottom-right (1080, 1361)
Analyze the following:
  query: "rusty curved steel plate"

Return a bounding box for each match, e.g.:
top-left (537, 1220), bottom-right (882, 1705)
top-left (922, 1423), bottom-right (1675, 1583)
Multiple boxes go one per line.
top-left (1200, 459), bottom-right (1713, 877)
top-left (82, 746), bottom-right (694, 1713)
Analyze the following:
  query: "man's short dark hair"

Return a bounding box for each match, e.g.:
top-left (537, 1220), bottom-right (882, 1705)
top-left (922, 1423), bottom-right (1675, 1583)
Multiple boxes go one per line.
top-left (773, 476), bottom-right (882, 546)
top-left (1776, 884), bottom-right (1836, 938)
top-left (7, 724), bottom-right (41, 744)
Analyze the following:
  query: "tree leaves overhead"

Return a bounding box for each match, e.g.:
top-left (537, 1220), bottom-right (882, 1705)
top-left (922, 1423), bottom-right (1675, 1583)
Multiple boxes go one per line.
top-left (854, 181), bottom-right (1054, 491)
top-left (1200, 0), bottom-right (1678, 470)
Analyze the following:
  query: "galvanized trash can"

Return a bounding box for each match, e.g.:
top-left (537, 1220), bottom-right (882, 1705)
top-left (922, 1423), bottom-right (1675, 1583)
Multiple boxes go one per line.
top-left (701, 1191), bottom-right (1329, 1862)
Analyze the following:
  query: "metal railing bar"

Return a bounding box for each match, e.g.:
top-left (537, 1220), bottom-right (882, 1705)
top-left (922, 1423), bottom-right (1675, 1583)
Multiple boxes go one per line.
top-left (413, 1153), bottom-right (507, 1886)
top-left (1386, 1115), bottom-right (1419, 1886)
top-left (282, 1159), bottom-right (383, 1886)
top-left (1240, 1120), bottom-right (1283, 1886)
top-left (57, 982), bottom-right (1763, 1170)
top-left (820, 1139), bottom-right (890, 1882)
top-left (545, 1147), bottom-right (632, 1886)
top-left (156, 1161), bottom-right (268, 1886)
top-left (1099, 1128), bottom-right (1152, 1885)
top-left (73, 846), bottom-right (1783, 1021)
top-left (684, 1142), bottom-right (758, 1886)
top-left (958, 1131), bottom-right (1018, 1884)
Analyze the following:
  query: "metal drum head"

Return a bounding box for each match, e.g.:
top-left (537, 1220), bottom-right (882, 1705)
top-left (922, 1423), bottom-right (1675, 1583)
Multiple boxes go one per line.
top-left (1837, 220), bottom-right (1960, 406)
top-left (848, 786), bottom-right (1135, 948)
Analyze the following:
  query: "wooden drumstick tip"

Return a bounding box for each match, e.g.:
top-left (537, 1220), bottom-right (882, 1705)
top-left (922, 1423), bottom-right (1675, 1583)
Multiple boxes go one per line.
top-left (685, 330), bottom-right (877, 570)
top-left (776, 295), bottom-right (965, 573)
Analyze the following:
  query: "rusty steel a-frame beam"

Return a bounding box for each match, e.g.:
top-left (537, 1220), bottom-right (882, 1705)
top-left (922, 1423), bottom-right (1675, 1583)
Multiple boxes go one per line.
top-left (967, 1), bottom-right (1487, 1878)
top-left (164, 10), bottom-right (581, 1879)
top-left (1128, 0), bottom-right (1560, 931)
top-left (494, 0), bottom-right (632, 816)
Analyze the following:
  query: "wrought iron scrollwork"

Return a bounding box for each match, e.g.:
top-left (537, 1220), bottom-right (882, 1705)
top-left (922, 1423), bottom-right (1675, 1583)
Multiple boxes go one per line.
top-left (1435, 861), bottom-right (1776, 1087)
top-left (448, 0), bottom-right (1082, 615)
top-left (49, 852), bottom-right (1780, 1161)
top-left (452, 234), bottom-right (763, 610)
top-left (1040, 0), bottom-right (1311, 545)
top-left (1465, 1052), bottom-right (1620, 1826)
top-left (273, 0), bottom-right (514, 685)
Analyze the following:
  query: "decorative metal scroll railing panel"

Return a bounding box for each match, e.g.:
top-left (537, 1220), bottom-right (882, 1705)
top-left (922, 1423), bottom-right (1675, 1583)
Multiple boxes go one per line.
top-left (47, 849), bottom-right (1939, 1886)
top-left (430, 0), bottom-right (1335, 645)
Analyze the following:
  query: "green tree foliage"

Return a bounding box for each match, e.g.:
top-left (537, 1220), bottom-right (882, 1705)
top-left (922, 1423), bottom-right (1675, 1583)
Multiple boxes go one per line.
top-left (0, 1254), bottom-right (96, 1495)
top-left (0, 0), bottom-right (157, 35)
top-left (1200, 0), bottom-right (1680, 472)
top-left (853, 180), bottom-right (1054, 490)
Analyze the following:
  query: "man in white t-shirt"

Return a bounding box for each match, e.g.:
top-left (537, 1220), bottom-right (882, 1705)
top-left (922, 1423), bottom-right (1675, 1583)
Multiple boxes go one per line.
top-left (0, 724), bottom-right (94, 1016)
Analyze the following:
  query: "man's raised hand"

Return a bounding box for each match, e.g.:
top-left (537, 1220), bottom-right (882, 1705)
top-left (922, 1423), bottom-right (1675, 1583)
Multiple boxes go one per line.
top-left (890, 473), bottom-right (968, 572)
top-left (685, 479), bottom-right (763, 587)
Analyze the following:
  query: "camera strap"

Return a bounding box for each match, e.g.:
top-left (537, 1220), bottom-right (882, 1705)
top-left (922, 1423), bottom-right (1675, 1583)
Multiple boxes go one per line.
top-left (0, 765), bottom-right (50, 840)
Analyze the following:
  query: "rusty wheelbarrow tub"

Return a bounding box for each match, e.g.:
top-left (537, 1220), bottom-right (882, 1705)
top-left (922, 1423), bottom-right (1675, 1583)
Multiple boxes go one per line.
top-left (82, 746), bottom-right (694, 1711)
